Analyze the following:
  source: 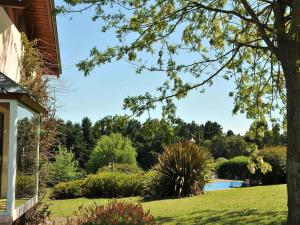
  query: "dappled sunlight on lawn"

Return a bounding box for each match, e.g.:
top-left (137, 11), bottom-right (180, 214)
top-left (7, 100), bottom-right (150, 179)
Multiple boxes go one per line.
top-left (155, 209), bottom-right (286, 225)
top-left (49, 185), bottom-right (287, 225)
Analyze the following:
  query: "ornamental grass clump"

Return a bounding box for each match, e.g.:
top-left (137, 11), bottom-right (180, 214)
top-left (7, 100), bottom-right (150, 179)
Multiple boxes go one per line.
top-left (149, 142), bottom-right (214, 198)
top-left (65, 201), bottom-right (156, 225)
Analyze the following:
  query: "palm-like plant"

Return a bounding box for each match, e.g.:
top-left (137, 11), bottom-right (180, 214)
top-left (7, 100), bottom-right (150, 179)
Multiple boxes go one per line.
top-left (155, 142), bottom-right (214, 198)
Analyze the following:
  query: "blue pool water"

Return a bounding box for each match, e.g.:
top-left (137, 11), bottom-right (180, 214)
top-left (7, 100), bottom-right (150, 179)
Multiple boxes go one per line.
top-left (203, 180), bottom-right (243, 191)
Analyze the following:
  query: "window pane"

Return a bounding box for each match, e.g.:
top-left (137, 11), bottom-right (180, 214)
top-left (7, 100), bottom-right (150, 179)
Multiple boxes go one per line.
top-left (15, 106), bottom-right (39, 208)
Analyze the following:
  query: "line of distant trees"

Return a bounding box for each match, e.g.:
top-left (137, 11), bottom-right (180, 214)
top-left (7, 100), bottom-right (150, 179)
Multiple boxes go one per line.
top-left (53, 115), bottom-right (286, 170)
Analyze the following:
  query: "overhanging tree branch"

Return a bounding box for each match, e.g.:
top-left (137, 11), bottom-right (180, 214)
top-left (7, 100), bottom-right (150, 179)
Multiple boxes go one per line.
top-left (156, 46), bottom-right (241, 103)
top-left (239, 0), bottom-right (279, 56)
top-left (191, 1), bottom-right (255, 23)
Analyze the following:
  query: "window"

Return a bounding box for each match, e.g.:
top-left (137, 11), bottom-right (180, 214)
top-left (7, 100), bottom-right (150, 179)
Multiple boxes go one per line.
top-left (15, 105), bottom-right (39, 208)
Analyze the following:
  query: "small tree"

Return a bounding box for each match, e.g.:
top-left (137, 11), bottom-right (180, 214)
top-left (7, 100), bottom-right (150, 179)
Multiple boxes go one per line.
top-left (81, 117), bottom-right (95, 164)
top-left (87, 133), bottom-right (137, 173)
top-left (45, 146), bottom-right (79, 185)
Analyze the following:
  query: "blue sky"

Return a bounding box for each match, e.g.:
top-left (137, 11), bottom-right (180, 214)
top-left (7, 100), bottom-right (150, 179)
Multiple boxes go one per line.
top-left (52, 1), bottom-right (252, 134)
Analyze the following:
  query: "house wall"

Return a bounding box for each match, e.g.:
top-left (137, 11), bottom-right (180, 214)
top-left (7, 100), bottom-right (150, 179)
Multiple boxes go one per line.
top-left (0, 7), bottom-right (22, 83)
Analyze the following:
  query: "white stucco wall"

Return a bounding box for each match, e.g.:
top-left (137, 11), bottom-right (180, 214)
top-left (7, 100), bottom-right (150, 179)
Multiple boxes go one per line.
top-left (0, 7), bottom-right (22, 83)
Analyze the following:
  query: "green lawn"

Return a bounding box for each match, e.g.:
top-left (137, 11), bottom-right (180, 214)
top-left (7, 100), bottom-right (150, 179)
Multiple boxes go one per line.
top-left (48, 184), bottom-right (287, 225)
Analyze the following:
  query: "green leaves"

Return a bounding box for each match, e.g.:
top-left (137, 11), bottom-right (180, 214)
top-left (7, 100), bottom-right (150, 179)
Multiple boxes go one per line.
top-left (129, 16), bottom-right (139, 30)
top-left (246, 143), bottom-right (272, 175)
top-left (58, 0), bottom-right (286, 125)
top-left (45, 147), bottom-right (80, 185)
top-left (87, 133), bottom-right (137, 173)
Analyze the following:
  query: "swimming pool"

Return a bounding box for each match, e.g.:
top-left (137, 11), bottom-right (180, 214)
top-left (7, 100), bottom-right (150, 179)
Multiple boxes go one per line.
top-left (203, 180), bottom-right (243, 191)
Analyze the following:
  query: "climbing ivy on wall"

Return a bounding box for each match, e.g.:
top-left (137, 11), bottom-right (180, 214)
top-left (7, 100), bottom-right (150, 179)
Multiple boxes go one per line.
top-left (20, 33), bottom-right (60, 187)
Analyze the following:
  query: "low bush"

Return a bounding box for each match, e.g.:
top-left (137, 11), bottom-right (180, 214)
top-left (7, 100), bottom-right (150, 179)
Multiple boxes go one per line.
top-left (51, 180), bottom-right (84, 199)
top-left (51, 172), bottom-right (145, 199)
top-left (142, 170), bottom-right (166, 199)
top-left (98, 163), bottom-right (143, 174)
top-left (260, 146), bottom-right (287, 184)
top-left (65, 201), bottom-right (156, 225)
top-left (144, 142), bottom-right (213, 199)
top-left (216, 156), bottom-right (251, 180)
top-left (82, 172), bottom-right (144, 198)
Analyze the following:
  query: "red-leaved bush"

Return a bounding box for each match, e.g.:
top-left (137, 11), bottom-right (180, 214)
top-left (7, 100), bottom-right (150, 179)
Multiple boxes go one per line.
top-left (65, 201), bottom-right (157, 225)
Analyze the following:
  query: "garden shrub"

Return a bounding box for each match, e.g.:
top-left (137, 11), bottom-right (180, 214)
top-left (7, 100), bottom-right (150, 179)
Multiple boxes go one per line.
top-left (51, 180), bottom-right (84, 199)
top-left (216, 147), bottom-right (287, 185)
top-left (16, 175), bottom-right (36, 198)
top-left (65, 201), bottom-right (156, 225)
top-left (82, 172), bottom-right (144, 198)
top-left (142, 170), bottom-right (168, 199)
top-left (145, 142), bottom-right (213, 198)
top-left (216, 156), bottom-right (251, 180)
top-left (213, 158), bottom-right (228, 171)
top-left (87, 133), bottom-right (137, 173)
top-left (260, 146), bottom-right (287, 184)
top-left (51, 172), bottom-right (145, 199)
top-left (98, 163), bottom-right (143, 174)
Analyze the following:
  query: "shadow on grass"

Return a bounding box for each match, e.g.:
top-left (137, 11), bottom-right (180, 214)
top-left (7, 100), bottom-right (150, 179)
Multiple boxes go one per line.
top-left (156, 209), bottom-right (287, 225)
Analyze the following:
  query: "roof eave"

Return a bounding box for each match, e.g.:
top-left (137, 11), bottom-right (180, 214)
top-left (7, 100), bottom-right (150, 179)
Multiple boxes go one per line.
top-left (50, 0), bottom-right (62, 76)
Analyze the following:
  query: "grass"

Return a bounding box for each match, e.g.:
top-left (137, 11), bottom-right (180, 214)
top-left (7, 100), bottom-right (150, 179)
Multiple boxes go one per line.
top-left (48, 184), bottom-right (287, 225)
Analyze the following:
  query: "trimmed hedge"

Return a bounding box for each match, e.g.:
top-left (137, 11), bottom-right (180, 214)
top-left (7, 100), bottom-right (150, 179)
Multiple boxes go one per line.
top-left (216, 156), bottom-right (250, 180)
top-left (260, 146), bottom-right (287, 184)
top-left (213, 158), bottom-right (228, 171)
top-left (216, 146), bottom-right (287, 185)
top-left (83, 172), bottom-right (144, 198)
top-left (51, 172), bottom-right (145, 199)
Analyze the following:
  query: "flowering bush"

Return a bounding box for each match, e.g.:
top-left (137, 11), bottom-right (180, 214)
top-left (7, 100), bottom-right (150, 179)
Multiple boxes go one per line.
top-left (65, 201), bottom-right (156, 225)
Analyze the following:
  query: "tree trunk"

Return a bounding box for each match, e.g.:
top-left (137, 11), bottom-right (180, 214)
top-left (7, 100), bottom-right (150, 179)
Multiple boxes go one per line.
top-left (285, 67), bottom-right (300, 225)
